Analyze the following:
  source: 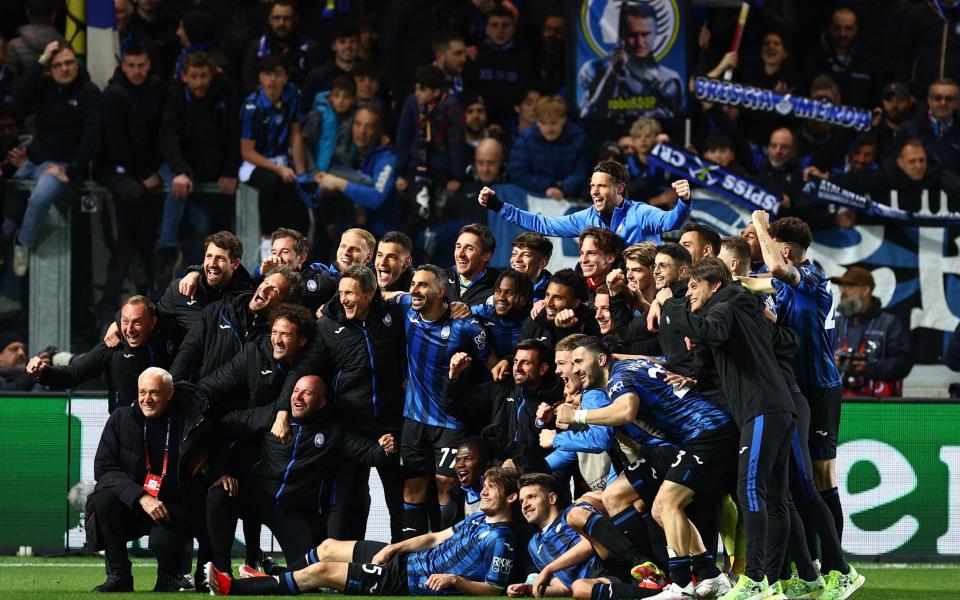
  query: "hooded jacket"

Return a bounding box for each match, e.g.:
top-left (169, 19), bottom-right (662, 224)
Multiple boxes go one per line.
top-left (170, 291), bottom-right (271, 383)
top-left (98, 68), bottom-right (165, 181)
top-left (342, 144), bottom-right (399, 238)
top-left (15, 62), bottom-right (101, 181)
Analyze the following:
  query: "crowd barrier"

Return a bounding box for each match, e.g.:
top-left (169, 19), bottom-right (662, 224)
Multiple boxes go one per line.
top-left (0, 393), bottom-right (957, 560)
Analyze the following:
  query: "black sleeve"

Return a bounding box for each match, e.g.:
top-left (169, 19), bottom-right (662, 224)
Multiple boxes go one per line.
top-left (445, 372), bottom-right (502, 429)
top-left (93, 412), bottom-right (145, 509)
top-left (663, 299), bottom-right (733, 346)
top-left (158, 84), bottom-right (190, 176)
top-left (198, 346), bottom-right (249, 410)
top-left (98, 87), bottom-right (131, 173)
top-left (218, 404), bottom-right (277, 439)
top-left (36, 343), bottom-right (110, 389)
top-left (337, 425), bottom-right (392, 467)
top-left (66, 85), bottom-right (101, 181)
top-left (946, 322), bottom-right (960, 372)
top-left (609, 292), bottom-right (635, 331)
top-left (170, 306), bottom-right (212, 381)
top-left (13, 61), bottom-right (44, 107)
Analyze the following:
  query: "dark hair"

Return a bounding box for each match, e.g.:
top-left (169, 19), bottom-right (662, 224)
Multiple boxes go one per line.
top-left (688, 257), bottom-right (732, 288)
top-left (356, 13), bottom-right (379, 33)
top-left (702, 132), bottom-right (733, 154)
top-left (579, 226), bottom-right (624, 257)
top-left (123, 294), bottom-right (157, 318)
top-left (549, 269), bottom-right (588, 302)
top-left (414, 65), bottom-right (447, 92)
top-left (519, 472), bottom-right (559, 496)
top-left (257, 53), bottom-right (289, 75)
top-left (204, 231), bottom-right (243, 260)
top-left (183, 51), bottom-right (217, 72)
top-left (353, 61), bottom-right (381, 79)
top-left (495, 269), bottom-right (534, 313)
top-left (593, 159), bottom-right (630, 186)
top-left (340, 264), bottom-right (377, 294)
top-left (681, 223), bottom-right (721, 257)
top-left (512, 232), bottom-right (553, 259)
top-left (457, 436), bottom-right (494, 462)
top-left (623, 3), bottom-right (657, 21)
top-left (655, 242), bottom-right (692, 266)
top-left (0, 102), bottom-right (24, 128)
top-left (270, 303), bottom-right (315, 339)
top-left (515, 338), bottom-right (553, 366)
top-left (268, 265), bottom-right (305, 304)
top-left (414, 264), bottom-right (446, 285)
top-left (720, 236), bottom-right (752, 263)
top-left (572, 335), bottom-right (612, 361)
top-left (488, 6), bottom-right (515, 20)
top-left (484, 466), bottom-right (519, 497)
top-left (458, 223), bottom-right (496, 254)
top-left (432, 30), bottom-right (465, 54)
top-left (271, 0), bottom-right (298, 13)
top-left (380, 231), bottom-right (413, 254)
top-left (28, 0), bottom-right (56, 20)
top-left (515, 80), bottom-right (544, 105)
top-left (271, 227), bottom-right (308, 256)
top-left (331, 23), bottom-right (359, 42)
top-left (768, 216), bottom-right (813, 250)
top-left (121, 41), bottom-right (149, 59)
top-left (355, 103), bottom-right (384, 126)
top-left (331, 75), bottom-right (357, 96)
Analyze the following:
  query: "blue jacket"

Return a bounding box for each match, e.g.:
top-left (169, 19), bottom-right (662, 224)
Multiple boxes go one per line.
top-left (311, 91), bottom-right (338, 171)
top-left (343, 144), bottom-right (399, 237)
top-left (508, 121), bottom-right (590, 197)
top-left (496, 195), bottom-right (691, 244)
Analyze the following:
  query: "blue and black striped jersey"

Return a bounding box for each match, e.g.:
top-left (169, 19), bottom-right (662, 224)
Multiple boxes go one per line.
top-left (240, 83), bottom-right (300, 159)
top-left (528, 506), bottom-right (598, 589)
top-left (471, 304), bottom-right (524, 358)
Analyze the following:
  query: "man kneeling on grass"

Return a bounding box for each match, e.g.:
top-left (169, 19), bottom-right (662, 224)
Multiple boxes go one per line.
top-left (205, 467), bottom-right (519, 596)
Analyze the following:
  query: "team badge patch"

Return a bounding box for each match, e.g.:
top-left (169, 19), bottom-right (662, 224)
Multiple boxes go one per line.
top-left (441, 325), bottom-right (451, 340)
top-left (383, 313), bottom-right (392, 326)
top-left (314, 433), bottom-right (325, 448)
top-left (307, 279), bottom-right (318, 292)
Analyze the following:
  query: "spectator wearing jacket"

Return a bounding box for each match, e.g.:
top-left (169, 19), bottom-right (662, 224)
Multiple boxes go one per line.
top-left (12, 41), bottom-right (100, 273)
top-left (464, 7), bottom-right (533, 127)
top-left (206, 374), bottom-right (397, 572)
top-left (301, 23), bottom-right (359, 112)
top-left (170, 267), bottom-right (303, 384)
top-left (904, 1), bottom-right (960, 96)
top-left (831, 267), bottom-right (913, 397)
top-left (27, 296), bottom-right (178, 413)
top-left (126, 0), bottom-right (180, 84)
top-left (174, 10), bottom-right (235, 83)
top-left (4, 0), bottom-right (64, 76)
top-left (481, 159), bottom-right (692, 245)
top-left (155, 52), bottom-right (240, 281)
top-left (240, 0), bottom-right (320, 94)
top-left (432, 31), bottom-right (468, 98)
top-left (803, 8), bottom-right (878, 108)
top-left (86, 369), bottom-right (214, 592)
top-left (0, 331), bottom-right (34, 391)
top-left (314, 105), bottom-right (398, 238)
top-left (508, 95), bottom-right (589, 200)
top-left (303, 76), bottom-right (356, 175)
top-left (894, 79), bottom-right (960, 172)
top-left (395, 65), bottom-right (467, 198)
top-left (97, 43), bottom-right (166, 305)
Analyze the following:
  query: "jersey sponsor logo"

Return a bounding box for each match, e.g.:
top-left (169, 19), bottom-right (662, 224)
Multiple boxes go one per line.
top-left (815, 430), bottom-right (830, 437)
top-left (474, 330), bottom-right (487, 350)
top-left (740, 446), bottom-right (749, 454)
top-left (334, 327), bottom-right (346, 334)
top-left (260, 369), bottom-right (272, 375)
top-left (441, 325), bottom-right (451, 340)
top-left (306, 279), bottom-right (318, 292)
top-left (374, 165), bottom-right (394, 194)
top-left (383, 313), bottom-right (392, 326)
top-left (491, 556), bottom-right (514, 574)
top-left (185, 299), bottom-right (198, 306)
top-left (122, 353), bottom-right (134, 359)
top-left (608, 380), bottom-right (625, 395)
top-left (313, 433), bottom-right (325, 447)
top-left (218, 324), bottom-right (231, 330)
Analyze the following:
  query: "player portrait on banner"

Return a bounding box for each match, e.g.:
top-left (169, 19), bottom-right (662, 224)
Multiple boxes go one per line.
top-left (577, 0), bottom-right (686, 123)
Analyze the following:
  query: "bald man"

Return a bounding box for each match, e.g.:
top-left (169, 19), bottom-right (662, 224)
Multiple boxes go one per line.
top-left (87, 368), bottom-right (214, 592)
top-left (447, 137), bottom-right (507, 225)
top-left (206, 375), bottom-right (398, 576)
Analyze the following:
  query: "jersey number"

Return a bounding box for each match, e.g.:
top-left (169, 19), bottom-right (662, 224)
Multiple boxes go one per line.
top-left (438, 447), bottom-right (458, 470)
top-left (362, 564), bottom-right (383, 575)
top-left (824, 288), bottom-right (838, 330)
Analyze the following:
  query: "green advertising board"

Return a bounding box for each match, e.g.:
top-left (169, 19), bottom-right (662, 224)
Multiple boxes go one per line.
top-left (0, 396), bottom-right (957, 559)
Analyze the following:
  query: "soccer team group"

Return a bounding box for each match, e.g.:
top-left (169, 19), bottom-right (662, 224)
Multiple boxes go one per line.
top-left (86, 159), bottom-right (864, 600)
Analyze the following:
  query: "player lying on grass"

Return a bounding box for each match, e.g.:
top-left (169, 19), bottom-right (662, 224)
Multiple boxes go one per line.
top-left (205, 467), bottom-right (519, 596)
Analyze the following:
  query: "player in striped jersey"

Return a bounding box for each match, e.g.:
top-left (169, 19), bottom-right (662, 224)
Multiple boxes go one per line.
top-left (471, 269), bottom-right (534, 358)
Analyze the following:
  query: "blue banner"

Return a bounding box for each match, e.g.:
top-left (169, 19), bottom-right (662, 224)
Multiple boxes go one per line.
top-left (575, 0), bottom-right (686, 122)
top-left (802, 177), bottom-right (960, 226)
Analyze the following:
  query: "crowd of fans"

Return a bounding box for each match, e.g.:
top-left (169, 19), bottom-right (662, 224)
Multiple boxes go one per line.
top-left (0, 0), bottom-right (959, 597)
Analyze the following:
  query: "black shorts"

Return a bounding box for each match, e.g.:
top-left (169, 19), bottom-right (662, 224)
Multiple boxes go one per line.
top-left (401, 419), bottom-right (466, 478)
top-left (344, 541), bottom-right (409, 596)
top-left (621, 445), bottom-right (675, 504)
top-left (664, 424), bottom-right (738, 495)
top-left (802, 384), bottom-right (841, 460)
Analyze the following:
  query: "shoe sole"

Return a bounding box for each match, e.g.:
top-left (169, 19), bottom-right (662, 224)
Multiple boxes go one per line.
top-left (203, 563), bottom-right (217, 596)
top-left (835, 575), bottom-right (865, 600)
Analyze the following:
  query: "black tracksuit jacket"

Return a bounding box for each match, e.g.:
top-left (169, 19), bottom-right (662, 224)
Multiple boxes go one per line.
top-left (97, 68), bottom-right (165, 181)
top-left (199, 335), bottom-right (301, 414)
top-left (520, 303), bottom-right (600, 349)
top-left (158, 266), bottom-right (254, 345)
top-left (443, 266), bottom-right (501, 306)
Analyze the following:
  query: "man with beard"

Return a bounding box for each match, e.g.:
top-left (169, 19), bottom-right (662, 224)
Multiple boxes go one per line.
top-left (521, 269), bottom-right (600, 348)
top-left (510, 232), bottom-right (553, 302)
top-left (831, 266), bottom-right (912, 397)
top-left (481, 160), bottom-right (691, 245)
top-left (28, 296), bottom-right (178, 413)
top-left (240, 0), bottom-right (319, 93)
top-left (470, 269), bottom-right (534, 358)
top-left (432, 31), bottom-right (467, 97)
top-left (0, 332), bottom-right (32, 391)
top-left (873, 82), bottom-right (916, 159)
top-left (170, 268), bottom-right (303, 384)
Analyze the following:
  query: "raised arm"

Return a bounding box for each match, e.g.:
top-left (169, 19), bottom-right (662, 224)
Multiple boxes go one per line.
top-left (479, 186), bottom-right (586, 238)
top-left (752, 210), bottom-right (799, 285)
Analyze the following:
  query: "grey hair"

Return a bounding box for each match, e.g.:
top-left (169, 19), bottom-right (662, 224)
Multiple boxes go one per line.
top-left (139, 367), bottom-right (174, 390)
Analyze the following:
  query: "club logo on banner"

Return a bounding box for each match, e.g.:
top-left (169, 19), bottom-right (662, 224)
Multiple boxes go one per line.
top-left (693, 77), bottom-right (873, 131)
top-left (647, 142), bottom-right (781, 214)
top-left (576, 0), bottom-right (686, 122)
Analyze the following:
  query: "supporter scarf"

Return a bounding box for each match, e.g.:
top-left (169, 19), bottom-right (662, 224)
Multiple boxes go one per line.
top-left (802, 176), bottom-right (960, 225)
top-left (646, 142), bottom-right (782, 214)
top-left (693, 76), bottom-right (873, 132)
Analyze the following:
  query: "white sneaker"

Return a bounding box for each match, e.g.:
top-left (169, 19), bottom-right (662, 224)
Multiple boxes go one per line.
top-left (696, 573), bottom-right (733, 598)
top-left (13, 244), bottom-right (28, 277)
top-left (651, 582), bottom-right (696, 599)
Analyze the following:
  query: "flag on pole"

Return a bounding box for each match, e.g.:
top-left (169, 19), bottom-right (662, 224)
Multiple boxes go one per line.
top-left (65, 0), bottom-right (86, 57)
top-left (86, 0), bottom-right (118, 90)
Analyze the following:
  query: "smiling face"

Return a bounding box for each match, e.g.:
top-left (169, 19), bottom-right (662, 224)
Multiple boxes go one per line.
top-left (625, 258), bottom-right (654, 294)
top-left (249, 273), bottom-right (291, 313)
top-left (478, 477), bottom-right (510, 516)
top-left (121, 301), bottom-right (157, 348)
top-left (337, 231), bottom-right (373, 272)
top-left (679, 231), bottom-right (710, 264)
top-left (454, 445), bottom-right (484, 488)
top-left (138, 371), bottom-right (173, 419)
top-left (409, 270), bottom-right (443, 314)
top-left (510, 245), bottom-right (547, 280)
top-left (653, 252), bottom-right (684, 290)
top-left (588, 172), bottom-right (624, 215)
top-left (454, 232), bottom-right (490, 279)
top-left (544, 282), bottom-right (578, 321)
top-left (513, 347), bottom-right (546, 388)
top-left (571, 346), bottom-right (604, 390)
top-left (338, 276), bottom-right (375, 321)
top-left (579, 237), bottom-right (614, 281)
top-left (290, 375), bottom-right (326, 418)
top-left (272, 235), bottom-right (307, 269)
top-left (520, 484), bottom-right (556, 528)
top-left (203, 243), bottom-right (239, 288)
top-left (686, 277), bottom-right (719, 313)
top-left (594, 292), bottom-right (613, 334)
top-left (271, 317), bottom-right (306, 362)
top-left (761, 33), bottom-right (788, 68)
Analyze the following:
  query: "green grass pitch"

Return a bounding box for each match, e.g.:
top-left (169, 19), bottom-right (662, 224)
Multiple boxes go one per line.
top-left (1, 556), bottom-right (959, 599)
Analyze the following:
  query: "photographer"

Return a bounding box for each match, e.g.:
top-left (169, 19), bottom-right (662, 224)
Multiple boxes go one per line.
top-left (832, 267), bottom-right (913, 397)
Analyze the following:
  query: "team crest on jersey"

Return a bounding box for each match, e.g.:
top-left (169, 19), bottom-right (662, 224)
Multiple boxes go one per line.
top-left (314, 433), bottom-right (325, 448)
top-left (306, 279), bottom-right (318, 292)
top-left (478, 530), bottom-right (490, 540)
top-left (664, 315), bottom-right (671, 325)
top-left (441, 325), bottom-right (451, 340)
top-left (383, 313), bottom-right (392, 326)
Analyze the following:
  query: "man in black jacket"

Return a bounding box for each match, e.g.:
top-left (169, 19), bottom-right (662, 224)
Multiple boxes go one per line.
top-left (27, 295), bottom-right (177, 413)
top-left (276, 265), bottom-right (407, 541)
top-left (375, 230), bottom-right (415, 293)
top-left (521, 268), bottom-right (600, 348)
top-left (12, 40), bottom-right (100, 274)
top-left (444, 223), bottom-right (501, 306)
top-left (206, 374), bottom-right (397, 574)
top-left (155, 51), bottom-right (240, 283)
top-left (97, 43), bottom-right (166, 304)
top-left (86, 368), bottom-right (215, 592)
top-left (171, 267), bottom-right (303, 384)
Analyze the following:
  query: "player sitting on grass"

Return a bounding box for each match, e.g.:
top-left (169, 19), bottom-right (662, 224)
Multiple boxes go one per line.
top-left (205, 467), bottom-right (520, 596)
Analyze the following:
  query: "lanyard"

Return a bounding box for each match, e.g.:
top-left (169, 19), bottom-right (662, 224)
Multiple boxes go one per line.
top-left (144, 418), bottom-right (171, 479)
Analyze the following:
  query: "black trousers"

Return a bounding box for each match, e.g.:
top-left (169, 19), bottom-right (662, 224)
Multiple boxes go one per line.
top-left (327, 442), bottom-right (405, 543)
top-left (245, 168), bottom-right (308, 236)
top-left (98, 171), bottom-right (163, 300)
top-left (206, 477), bottom-right (325, 573)
top-left (89, 488), bottom-right (191, 576)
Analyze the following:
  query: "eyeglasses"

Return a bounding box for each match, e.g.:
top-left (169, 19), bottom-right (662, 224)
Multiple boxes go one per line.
top-left (929, 94), bottom-right (959, 103)
top-left (51, 59), bottom-right (77, 70)
top-left (652, 262), bottom-right (677, 272)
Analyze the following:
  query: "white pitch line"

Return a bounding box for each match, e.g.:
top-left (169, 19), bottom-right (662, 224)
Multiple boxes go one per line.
top-left (0, 563), bottom-right (156, 568)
